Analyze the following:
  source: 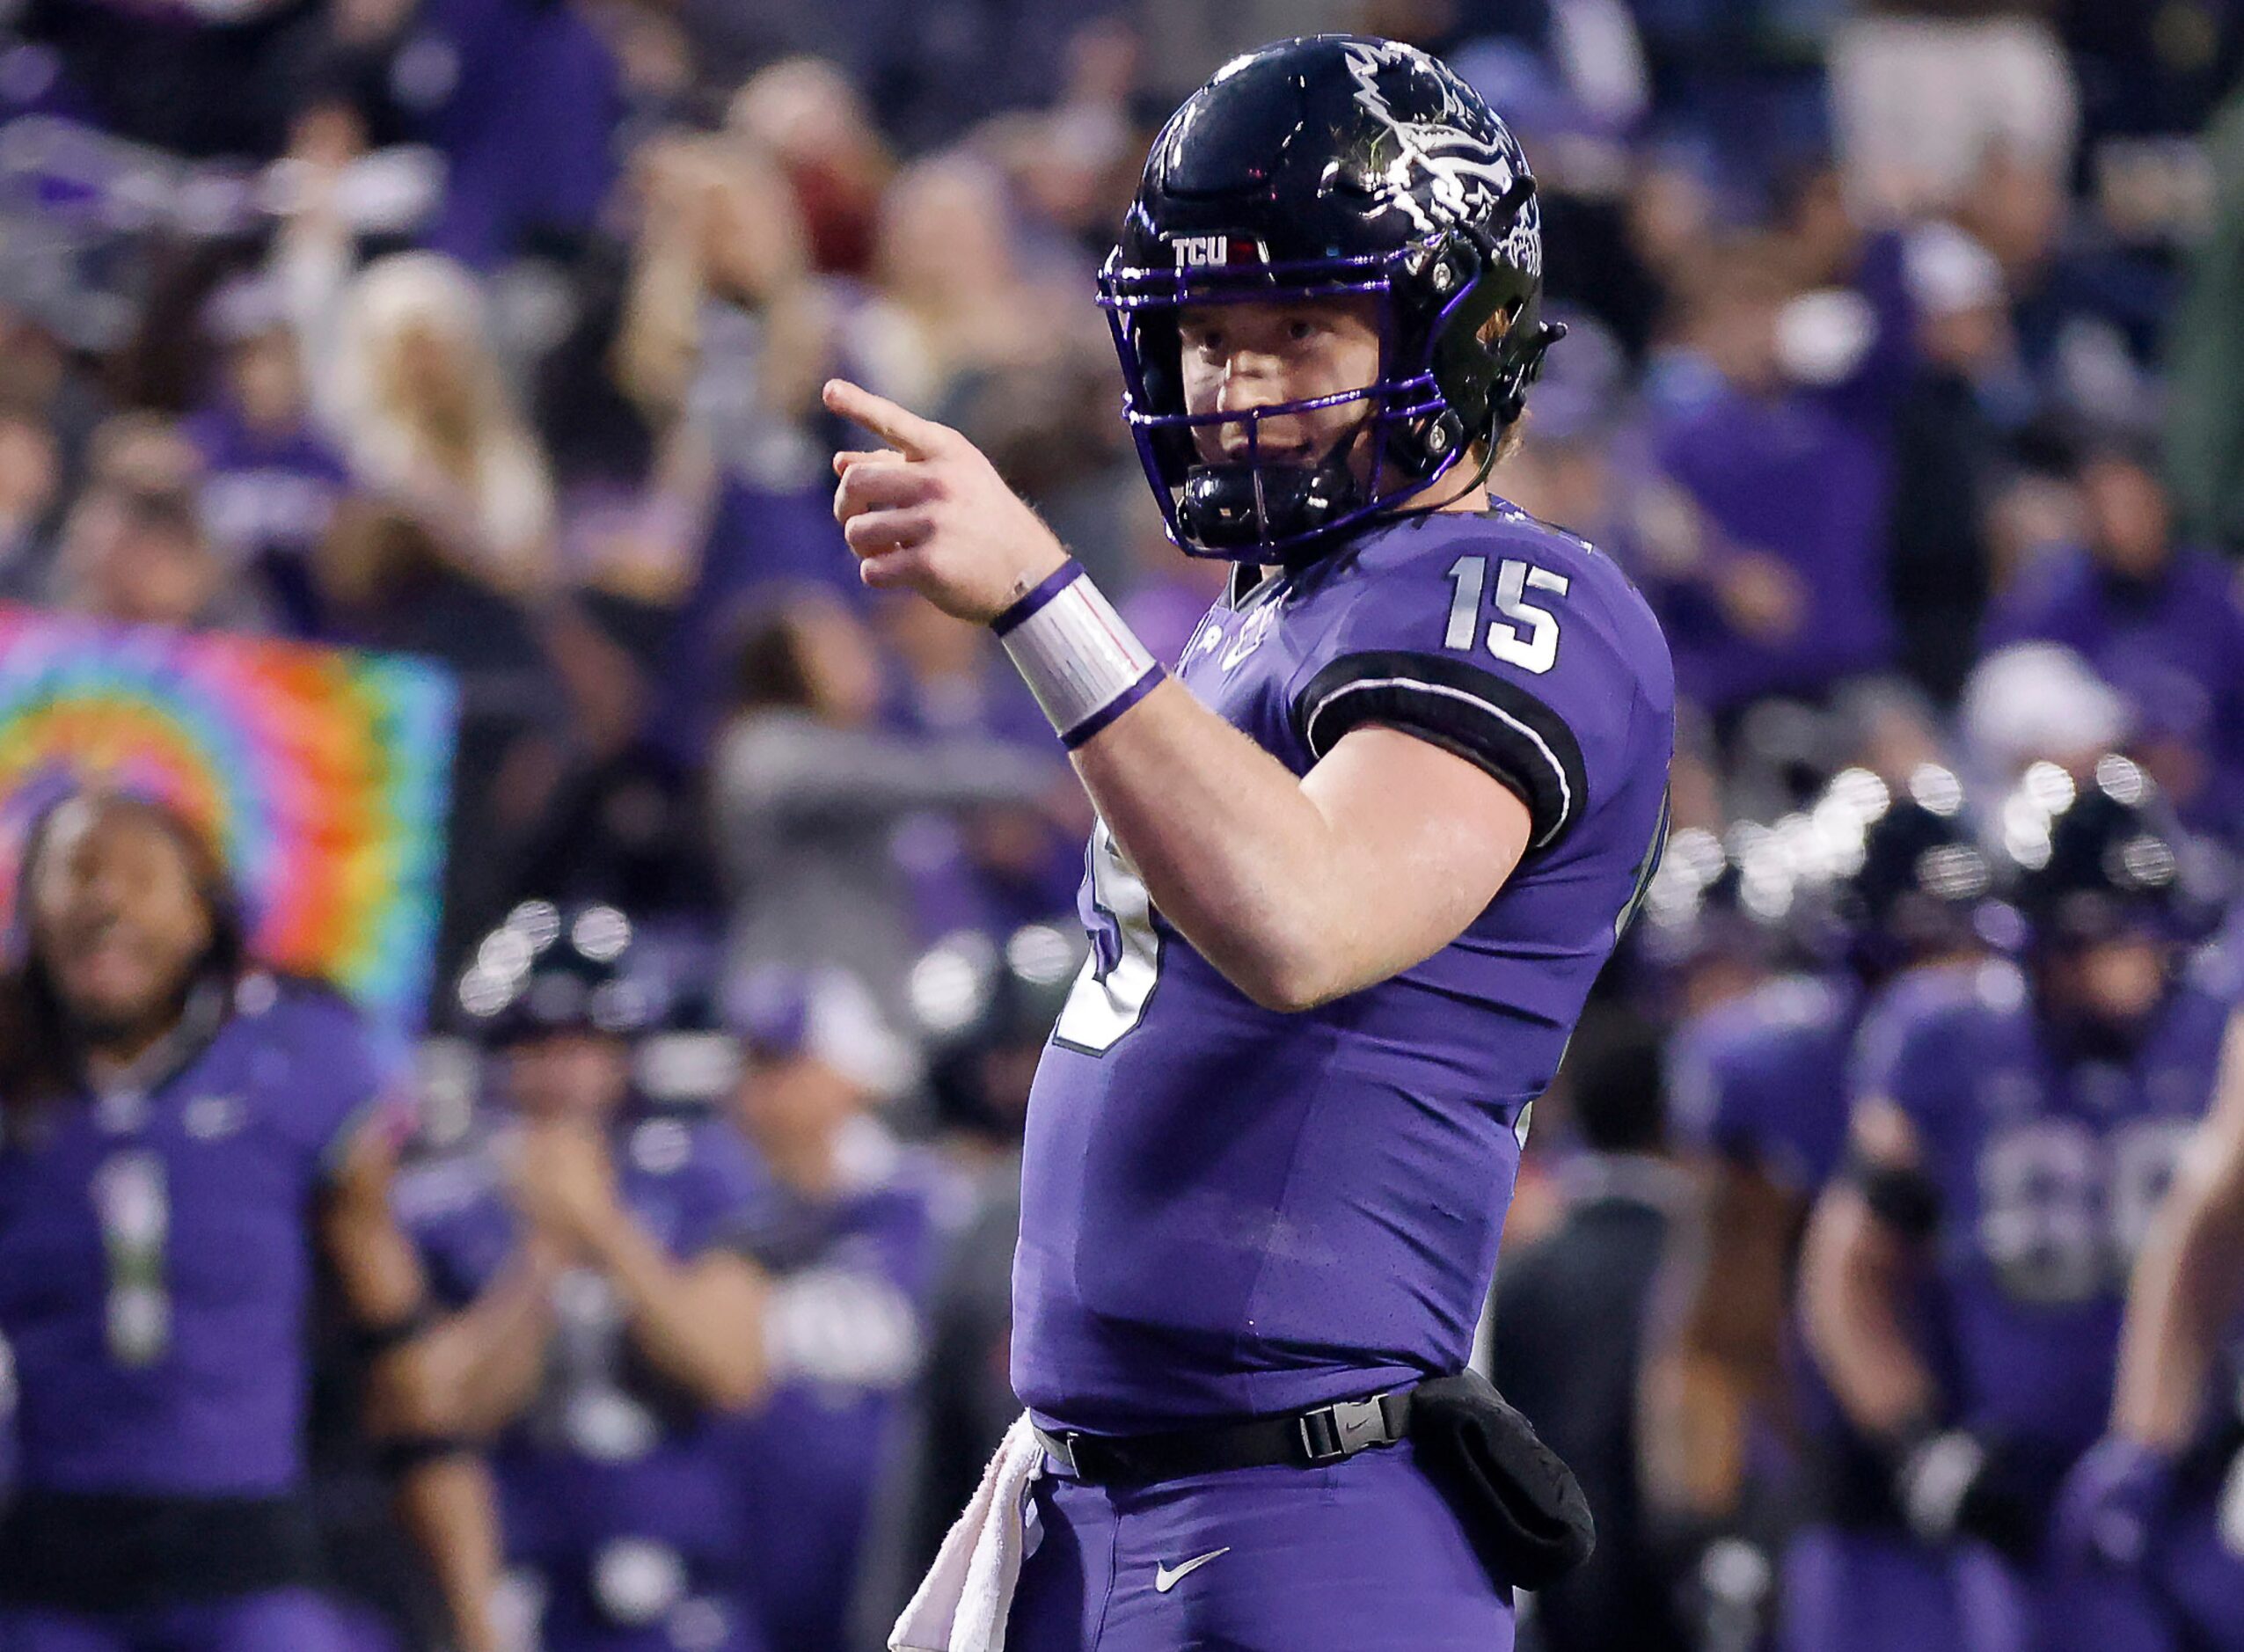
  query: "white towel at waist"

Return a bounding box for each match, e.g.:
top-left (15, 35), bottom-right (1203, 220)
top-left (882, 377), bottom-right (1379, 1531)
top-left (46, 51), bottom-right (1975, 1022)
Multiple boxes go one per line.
top-left (892, 1411), bottom-right (1048, 1652)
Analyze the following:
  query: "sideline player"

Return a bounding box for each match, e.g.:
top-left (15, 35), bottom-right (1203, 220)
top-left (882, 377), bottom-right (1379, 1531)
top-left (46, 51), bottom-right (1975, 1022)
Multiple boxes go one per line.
top-left (1647, 769), bottom-right (1992, 1652)
top-left (0, 791), bottom-right (500, 1652)
top-left (2051, 923), bottom-right (2244, 1649)
top-left (715, 969), bottom-right (961, 1652)
top-left (828, 34), bottom-right (1673, 1652)
top-left (404, 903), bottom-right (770, 1652)
top-left (1802, 757), bottom-right (2229, 1652)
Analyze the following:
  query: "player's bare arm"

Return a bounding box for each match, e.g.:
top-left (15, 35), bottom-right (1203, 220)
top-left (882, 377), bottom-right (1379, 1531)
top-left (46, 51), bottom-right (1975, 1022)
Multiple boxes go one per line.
top-left (2110, 1005), bottom-right (2244, 1449)
top-left (508, 1120), bottom-right (772, 1408)
top-left (1801, 1098), bottom-right (1941, 1439)
top-left (321, 1121), bottom-right (504, 1652)
top-left (824, 377), bottom-right (1531, 1011)
top-left (413, 1232), bottom-right (565, 1437)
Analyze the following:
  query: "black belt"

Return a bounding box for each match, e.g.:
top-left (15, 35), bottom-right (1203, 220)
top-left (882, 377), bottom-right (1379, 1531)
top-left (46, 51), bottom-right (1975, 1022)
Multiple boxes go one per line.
top-left (1034, 1386), bottom-right (1414, 1486)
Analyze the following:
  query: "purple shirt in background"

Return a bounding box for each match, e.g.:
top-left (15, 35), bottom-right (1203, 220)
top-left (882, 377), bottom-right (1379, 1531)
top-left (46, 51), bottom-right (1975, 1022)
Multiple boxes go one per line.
top-left (184, 402), bottom-right (350, 636)
top-left (0, 978), bottom-right (385, 1496)
top-left (719, 1139), bottom-right (959, 1652)
top-left (1982, 545), bottom-right (2244, 841)
top-left (1651, 384), bottom-right (1896, 714)
top-left (1013, 508), bottom-right (1675, 1433)
top-left (402, 1113), bottom-right (763, 1568)
top-left (647, 484), bottom-right (861, 766)
top-left (408, 0), bottom-right (621, 267)
top-left (1669, 972), bottom-right (1864, 1198)
top-left (888, 656), bottom-right (1078, 941)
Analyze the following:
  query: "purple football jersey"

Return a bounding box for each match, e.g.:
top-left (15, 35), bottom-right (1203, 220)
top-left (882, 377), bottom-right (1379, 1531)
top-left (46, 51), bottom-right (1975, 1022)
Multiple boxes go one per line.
top-left (1013, 507), bottom-right (1676, 1432)
top-left (1853, 939), bottom-right (2244, 1457)
top-left (0, 977), bottom-right (388, 1495)
top-left (1670, 973), bottom-right (1866, 1196)
top-left (401, 1113), bottom-right (762, 1564)
top-left (719, 1135), bottom-right (961, 1652)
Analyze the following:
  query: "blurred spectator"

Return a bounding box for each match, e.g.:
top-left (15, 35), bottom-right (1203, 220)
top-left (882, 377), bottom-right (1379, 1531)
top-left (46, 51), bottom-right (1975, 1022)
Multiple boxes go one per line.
top-left (727, 60), bottom-right (894, 280)
top-left (314, 502), bottom-right (572, 976)
top-left (620, 132), bottom-right (862, 758)
top-left (717, 969), bottom-right (964, 1652)
top-left (1827, 1), bottom-right (2079, 223)
top-left (2163, 81), bottom-right (2244, 552)
top-left (711, 588), bottom-right (1057, 1064)
top-left (286, 238), bottom-right (557, 596)
top-left (184, 274), bottom-right (352, 635)
top-left (0, 400), bottom-right (61, 603)
top-left (848, 154), bottom-right (1083, 428)
top-left (978, 18), bottom-right (1143, 265)
top-left (17, 0), bottom-right (324, 158)
top-left (55, 479), bottom-right (267, 632)
top-left (877, 596), bottom-right (1083, 940)
top-left (1492, 1014), bottom-right (1690, 1652)
top-left (618, 134), bottom-right (837, 509)
top-left (298, 0), bottom-right (623, 266)
top-left (1884, 222), bottom-right (2021, 701)
top-left (1642, 239), bottom-right (1897, 726)
top-left (1981, 441), bottom-right (2244, 839)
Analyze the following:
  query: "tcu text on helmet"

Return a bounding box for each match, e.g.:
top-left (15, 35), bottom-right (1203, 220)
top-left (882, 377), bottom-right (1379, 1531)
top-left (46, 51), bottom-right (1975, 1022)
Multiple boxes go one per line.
top-left (1170, 234), bottom-right (1265, 270)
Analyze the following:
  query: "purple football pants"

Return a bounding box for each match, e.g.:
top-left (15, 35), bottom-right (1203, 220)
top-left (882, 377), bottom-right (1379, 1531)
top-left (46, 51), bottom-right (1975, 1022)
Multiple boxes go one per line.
top-left (1006, 1438), bottom-right (1513, 1652)
top-left (0, 1590), bottom-right (354, 1652)
top-left (1780, 1525), bottom-right (1961, 1652)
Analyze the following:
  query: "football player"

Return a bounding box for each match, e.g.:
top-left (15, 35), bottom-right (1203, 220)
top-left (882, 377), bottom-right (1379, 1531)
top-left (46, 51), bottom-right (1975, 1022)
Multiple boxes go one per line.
top-left (0, 791), bottom-right (499, 1652)
top-left (713, 969), bottom-right (963, 1652)
top-left (1646, 768), bottom-right (1990, 1652)
top-left (402, 903), bottom-right (769, 1652)
top-left (828, 35), bottom-right (1674, 1652)
top-left (1802, 757), bottom-right (2230, 1652)
top-left (2050, 925), bottom-right (2244, 1648)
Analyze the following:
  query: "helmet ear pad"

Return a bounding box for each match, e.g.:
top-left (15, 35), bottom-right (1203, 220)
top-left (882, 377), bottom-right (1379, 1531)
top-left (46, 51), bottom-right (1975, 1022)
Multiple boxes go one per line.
top-left (1405, 212), bottom-right (1568, 474)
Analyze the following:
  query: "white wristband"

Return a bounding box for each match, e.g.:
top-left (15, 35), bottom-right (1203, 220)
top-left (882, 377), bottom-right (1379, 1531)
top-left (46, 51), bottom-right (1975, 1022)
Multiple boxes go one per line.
top-left (992, 560), bottom-right (1163, 748)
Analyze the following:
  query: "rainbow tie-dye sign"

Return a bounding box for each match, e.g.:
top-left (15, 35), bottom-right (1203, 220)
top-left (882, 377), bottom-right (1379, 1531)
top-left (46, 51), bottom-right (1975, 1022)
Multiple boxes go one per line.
top-left (0, 604), bottom-right (457, 1053)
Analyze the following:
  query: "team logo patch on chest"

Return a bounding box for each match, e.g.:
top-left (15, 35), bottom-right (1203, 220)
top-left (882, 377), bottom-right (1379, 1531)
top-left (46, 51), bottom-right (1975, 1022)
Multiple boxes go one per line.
top-left (1220, 602), bottom-right (1280, 671)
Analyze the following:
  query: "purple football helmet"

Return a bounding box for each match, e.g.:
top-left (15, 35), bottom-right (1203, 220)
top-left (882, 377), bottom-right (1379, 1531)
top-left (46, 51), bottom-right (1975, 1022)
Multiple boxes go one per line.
top-left (1098, 35), bottom-right (1563, 563)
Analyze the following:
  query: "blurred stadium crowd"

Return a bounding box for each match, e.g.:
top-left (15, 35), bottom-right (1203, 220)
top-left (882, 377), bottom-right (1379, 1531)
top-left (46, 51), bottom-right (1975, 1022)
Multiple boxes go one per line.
top-left (2, 0), bottom-right (2244, 1649)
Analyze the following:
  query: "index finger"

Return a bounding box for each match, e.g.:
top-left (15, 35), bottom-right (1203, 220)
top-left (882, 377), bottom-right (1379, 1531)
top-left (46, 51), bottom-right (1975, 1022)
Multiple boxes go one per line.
top-left (822, 377), bottom-right (948, 460)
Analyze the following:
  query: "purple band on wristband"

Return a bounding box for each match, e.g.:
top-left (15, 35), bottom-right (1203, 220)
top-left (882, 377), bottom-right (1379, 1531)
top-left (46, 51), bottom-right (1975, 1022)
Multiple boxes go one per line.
top-left (1060, 665), bottom-right (1165, 749)
top-left (991, 559), bottom-right (1085, 637)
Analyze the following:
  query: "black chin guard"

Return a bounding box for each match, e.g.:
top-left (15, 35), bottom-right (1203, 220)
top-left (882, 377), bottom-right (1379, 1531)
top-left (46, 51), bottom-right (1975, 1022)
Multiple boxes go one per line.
top-left (1179, 456), bottom-right (1363, 556)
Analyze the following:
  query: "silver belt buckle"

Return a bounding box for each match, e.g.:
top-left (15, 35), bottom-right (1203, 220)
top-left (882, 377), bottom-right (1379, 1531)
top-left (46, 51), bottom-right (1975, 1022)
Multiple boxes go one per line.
top-left (1036, 1426), bottom-right (1081, 1478)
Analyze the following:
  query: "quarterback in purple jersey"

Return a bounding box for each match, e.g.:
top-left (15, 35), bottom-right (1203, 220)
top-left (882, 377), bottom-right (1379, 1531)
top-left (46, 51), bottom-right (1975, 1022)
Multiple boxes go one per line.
top-left (1648, 768), bottom-right (1990, 1652)
top-left (0, 792), bottom-right (498, 1652)
top-left (824, 35), bottom-right (1672, 1651)
top-left (405, 903), bottom-right (771, 1652)
top-left (1804, 757), bottom-right (2234, 1652)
